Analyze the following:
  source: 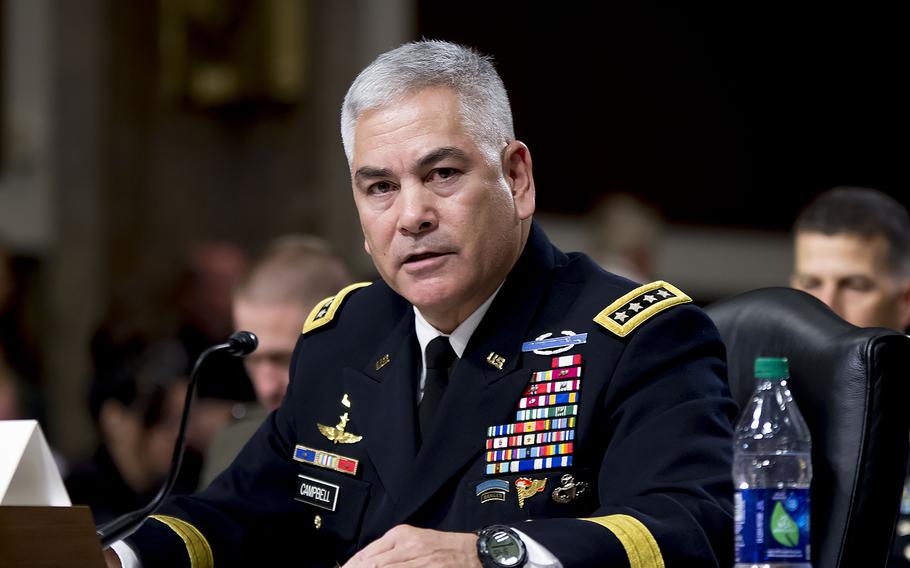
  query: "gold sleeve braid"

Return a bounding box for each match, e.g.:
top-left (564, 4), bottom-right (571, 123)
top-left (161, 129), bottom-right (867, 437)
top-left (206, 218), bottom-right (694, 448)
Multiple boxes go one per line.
top-left (149, 514), bottom-right (214, 568)
top-left (582, 514), bottom-right (664, 568)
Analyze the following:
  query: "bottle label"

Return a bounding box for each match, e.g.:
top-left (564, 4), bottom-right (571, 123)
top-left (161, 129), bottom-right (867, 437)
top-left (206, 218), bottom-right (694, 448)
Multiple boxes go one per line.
top-left (735, 488), bottom-right (810, 563)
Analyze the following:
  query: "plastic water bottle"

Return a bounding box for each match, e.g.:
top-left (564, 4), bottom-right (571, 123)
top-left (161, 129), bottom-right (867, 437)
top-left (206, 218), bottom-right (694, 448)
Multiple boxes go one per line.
top-left (734, 357), bottom-right (812, 568)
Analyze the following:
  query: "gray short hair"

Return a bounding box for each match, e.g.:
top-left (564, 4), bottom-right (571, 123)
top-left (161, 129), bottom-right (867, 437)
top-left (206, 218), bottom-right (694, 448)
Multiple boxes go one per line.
top-left (340, 40), bottom-right (515, 165)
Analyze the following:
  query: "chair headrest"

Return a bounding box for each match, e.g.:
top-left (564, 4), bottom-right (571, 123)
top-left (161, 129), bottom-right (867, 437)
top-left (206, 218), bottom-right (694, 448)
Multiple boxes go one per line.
top-left (705, 286), bottom-right (902, 408)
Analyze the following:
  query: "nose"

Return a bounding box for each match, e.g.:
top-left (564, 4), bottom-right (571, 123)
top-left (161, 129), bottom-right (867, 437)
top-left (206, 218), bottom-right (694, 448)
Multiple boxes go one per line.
top-left (814, 285), bottom-right (843, 316)
top-left (255, 365), bottom-right (289, 411)
top-left (397, 182), bottom-right (438, 236)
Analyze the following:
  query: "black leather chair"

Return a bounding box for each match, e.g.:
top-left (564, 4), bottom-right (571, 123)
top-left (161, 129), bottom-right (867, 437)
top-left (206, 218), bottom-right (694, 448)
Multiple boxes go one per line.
top-left (706, 287), bottom-right (910, 568)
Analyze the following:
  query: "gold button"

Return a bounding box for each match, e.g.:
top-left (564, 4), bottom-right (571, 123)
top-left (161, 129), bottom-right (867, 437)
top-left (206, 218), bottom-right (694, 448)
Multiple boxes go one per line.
top-left (314, 514), bottom-right (322, 530)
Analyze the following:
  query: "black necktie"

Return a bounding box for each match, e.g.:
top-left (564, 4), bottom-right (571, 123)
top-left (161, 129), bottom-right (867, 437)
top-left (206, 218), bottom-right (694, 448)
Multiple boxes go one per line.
top-left (419, 336), bottom-right (457, 440)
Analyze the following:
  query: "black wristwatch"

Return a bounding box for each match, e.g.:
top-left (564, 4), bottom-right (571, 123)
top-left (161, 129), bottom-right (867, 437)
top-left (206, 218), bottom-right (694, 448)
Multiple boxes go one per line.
top-left (476, 525), bottom-right (528, 568)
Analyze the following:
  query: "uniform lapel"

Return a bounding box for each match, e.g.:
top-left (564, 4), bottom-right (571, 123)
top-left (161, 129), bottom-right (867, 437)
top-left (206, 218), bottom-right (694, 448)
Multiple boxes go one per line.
top-left (396, 223), bottom-right (558, 524)
top-left (343, 312), bottom-right (419, 508)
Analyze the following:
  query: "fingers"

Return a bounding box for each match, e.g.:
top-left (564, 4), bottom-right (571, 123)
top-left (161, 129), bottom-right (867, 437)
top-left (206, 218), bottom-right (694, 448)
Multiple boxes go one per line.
top-left (343, 525), bottom-right (481, 568)
top-left (103, 549), bottom-right (123, 568)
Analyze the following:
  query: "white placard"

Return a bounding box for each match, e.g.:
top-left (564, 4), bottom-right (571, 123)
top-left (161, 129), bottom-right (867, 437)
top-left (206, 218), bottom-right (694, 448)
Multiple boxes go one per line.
top-left (0, 420), bottom-right (71, 506)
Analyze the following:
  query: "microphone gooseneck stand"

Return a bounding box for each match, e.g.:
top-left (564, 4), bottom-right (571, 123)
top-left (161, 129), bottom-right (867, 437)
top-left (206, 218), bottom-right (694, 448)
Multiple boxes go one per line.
top-left (95, 331), bottom-right (258, 548)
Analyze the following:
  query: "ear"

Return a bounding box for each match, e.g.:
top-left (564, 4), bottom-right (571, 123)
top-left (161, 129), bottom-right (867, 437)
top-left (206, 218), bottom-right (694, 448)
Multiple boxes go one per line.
top-left (363, 236), bottom-right (372, 257)
top-left (502, 141), bottom-right (536, 221)
top-left (897, 278), bottom-right (910, 331)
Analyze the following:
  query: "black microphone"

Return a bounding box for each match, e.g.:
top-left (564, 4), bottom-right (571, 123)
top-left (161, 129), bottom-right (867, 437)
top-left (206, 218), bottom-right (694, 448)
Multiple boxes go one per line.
top-left (223, 330), bottom-right (258, 357)
top-left (95, 331), bottom-right (258, 548)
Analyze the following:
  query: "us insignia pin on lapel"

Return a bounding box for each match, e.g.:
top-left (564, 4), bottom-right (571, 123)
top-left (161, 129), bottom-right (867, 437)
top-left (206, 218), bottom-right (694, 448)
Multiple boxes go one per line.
top-left (486, 352), bottom-right (506, 370)
top-left (375, 353), bottom-right (390, 371)
top-left (317, 394), bottom-right (363, 444)
top-left (515, 477), bottom-right (547, 508)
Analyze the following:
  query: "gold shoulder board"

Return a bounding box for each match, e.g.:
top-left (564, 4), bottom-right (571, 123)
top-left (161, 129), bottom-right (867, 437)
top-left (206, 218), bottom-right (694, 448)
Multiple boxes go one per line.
top-left (593, 280), bottom-right (691, 338)
top-left (302, 281), bottom-right (372, 335)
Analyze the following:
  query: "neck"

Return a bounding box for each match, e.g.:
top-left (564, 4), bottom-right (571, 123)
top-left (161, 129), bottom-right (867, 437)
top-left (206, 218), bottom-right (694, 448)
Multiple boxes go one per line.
top-left (420, 221), bottom-right (532, 333)
top-left (422, 302), bottom-right (484, 335)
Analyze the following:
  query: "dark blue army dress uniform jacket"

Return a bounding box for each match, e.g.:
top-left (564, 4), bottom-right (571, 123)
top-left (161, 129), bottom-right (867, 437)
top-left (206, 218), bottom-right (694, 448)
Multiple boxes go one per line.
top-left (128, 223), bottom-right (738, 567)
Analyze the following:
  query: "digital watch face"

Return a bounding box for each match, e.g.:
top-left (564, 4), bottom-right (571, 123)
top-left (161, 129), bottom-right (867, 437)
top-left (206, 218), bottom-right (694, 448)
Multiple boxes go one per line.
top-left (487, 529), bottom-right (523, 567)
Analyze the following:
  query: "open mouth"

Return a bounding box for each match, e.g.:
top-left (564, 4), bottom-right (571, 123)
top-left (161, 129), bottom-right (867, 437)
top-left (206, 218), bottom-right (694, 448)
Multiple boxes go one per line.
top-left (403, 251), bottom-right (452, 265)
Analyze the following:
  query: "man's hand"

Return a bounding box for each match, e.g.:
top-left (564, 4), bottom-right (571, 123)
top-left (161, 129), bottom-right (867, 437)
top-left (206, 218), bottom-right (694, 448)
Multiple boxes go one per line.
top-left (103, 548), bottom-right (122, 568)
top-left (342, 525), bottom-right (481, 568)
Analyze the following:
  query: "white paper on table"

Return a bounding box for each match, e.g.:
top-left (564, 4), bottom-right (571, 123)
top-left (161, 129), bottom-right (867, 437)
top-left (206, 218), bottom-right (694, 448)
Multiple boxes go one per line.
top-left (0, 419), bottom-right (71, 506)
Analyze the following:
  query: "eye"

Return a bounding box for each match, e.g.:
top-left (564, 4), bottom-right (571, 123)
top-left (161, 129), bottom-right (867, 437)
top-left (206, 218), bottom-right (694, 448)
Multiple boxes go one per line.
top-left (426, 168), bottom-right (460, 183)
top-left (792, 276), bottom-right (819, 290)
top-left (367, 181), bottom-right (397, 196)
top-left (842, 276), bottom-right (874, 292)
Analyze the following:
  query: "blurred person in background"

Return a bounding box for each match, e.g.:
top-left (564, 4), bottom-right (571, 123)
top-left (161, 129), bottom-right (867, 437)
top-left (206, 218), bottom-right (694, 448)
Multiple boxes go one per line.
top-left (790, 186), bottom-right (910, 567)
top-left (588, 192), bottom-right (664, 284)
top-left (199, 235), bottom-right (351, 487)
top-left (174, 241), bottom-right (257, 458)
top-left (1, 236), bottom-right (42, 422)
top-left (1, 240), bottom-right (20, 419)
top-left (65, 332), bottom-right (197, 524)
top-left (791, 186), bottom-right (910, 332)
top-left (177, 241), bottom-right (249, 367)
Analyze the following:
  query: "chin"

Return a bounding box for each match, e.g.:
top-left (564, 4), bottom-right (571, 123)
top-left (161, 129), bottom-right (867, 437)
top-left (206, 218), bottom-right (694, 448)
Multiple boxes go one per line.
top-left (399, 280), bottom-right (461, 314)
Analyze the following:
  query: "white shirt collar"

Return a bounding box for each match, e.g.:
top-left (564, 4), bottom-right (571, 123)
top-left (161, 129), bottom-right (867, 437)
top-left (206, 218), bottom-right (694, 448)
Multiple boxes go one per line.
top-left (413, 284), bottom-right (503, 394)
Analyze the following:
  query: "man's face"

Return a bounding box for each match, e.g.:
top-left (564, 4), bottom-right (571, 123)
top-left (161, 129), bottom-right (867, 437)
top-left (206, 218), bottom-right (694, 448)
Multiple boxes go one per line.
top-left (233, 299), bottom-right (307, 411)
top-left (350, 87), bottom-right (534, 331)
top-left (791, 231), bottom-right (910, 331)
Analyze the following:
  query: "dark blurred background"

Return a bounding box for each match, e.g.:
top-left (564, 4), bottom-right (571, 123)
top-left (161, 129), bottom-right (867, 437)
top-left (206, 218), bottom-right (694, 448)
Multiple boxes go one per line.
top-left (0, 1), bottom-right (904, 462)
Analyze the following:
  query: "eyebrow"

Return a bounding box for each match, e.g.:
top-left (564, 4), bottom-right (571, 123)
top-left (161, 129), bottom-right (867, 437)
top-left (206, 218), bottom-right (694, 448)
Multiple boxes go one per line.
top-left (354, 146), bottom-right (470, 183)
top-left (354, 166), bottom-right (393, 182)
top-left (415, 146), bottom-right (470, 170)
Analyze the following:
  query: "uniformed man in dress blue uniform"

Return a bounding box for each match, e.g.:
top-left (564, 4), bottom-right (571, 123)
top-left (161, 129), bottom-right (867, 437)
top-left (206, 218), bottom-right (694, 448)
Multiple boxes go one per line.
top-left (107, 40), bottom-right (737, 568)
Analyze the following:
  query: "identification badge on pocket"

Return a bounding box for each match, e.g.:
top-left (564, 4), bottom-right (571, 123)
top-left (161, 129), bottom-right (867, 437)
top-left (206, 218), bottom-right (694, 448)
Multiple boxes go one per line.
top-left (296, 474), bottom-right (340, 511)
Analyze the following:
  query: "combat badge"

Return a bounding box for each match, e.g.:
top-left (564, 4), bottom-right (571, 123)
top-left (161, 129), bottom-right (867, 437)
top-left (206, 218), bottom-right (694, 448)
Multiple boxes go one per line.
top-left (552, 473), bottom-right (589, 504)
top-left (515, 477), bottom-right (547, 509)
top-left (317, 393), bottom-right (363, 444)
top-left (521, 331), bottom-right (588, 355)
